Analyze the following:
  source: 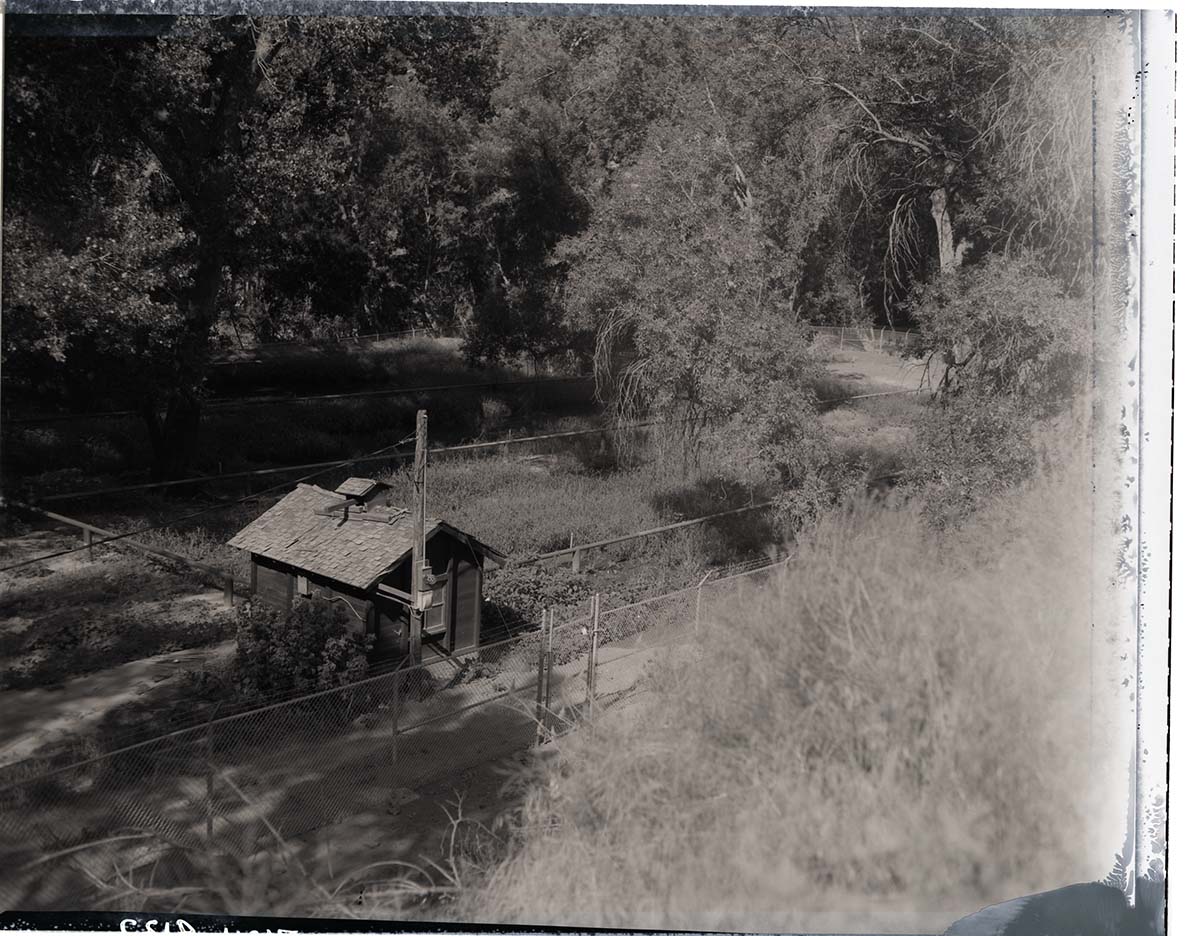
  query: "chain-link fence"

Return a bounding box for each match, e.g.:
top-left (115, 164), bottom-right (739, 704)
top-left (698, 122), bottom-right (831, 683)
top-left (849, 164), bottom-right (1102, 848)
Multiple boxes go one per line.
top-left (539, 555), bottom-right (790, 736)
top-left (0, 556), bottom-right (789, 912)
top-left (808, 324), bottom-right (924, 354)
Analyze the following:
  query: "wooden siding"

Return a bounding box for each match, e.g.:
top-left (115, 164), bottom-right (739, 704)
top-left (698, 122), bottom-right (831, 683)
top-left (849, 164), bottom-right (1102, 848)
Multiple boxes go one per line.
top-left (376, 531), bottom-right (483, 654)
top-left (252, 560), bottom-right (292, 611)
top-left (248, 528), bottom-right (484, 659)
top-left (250, 554), bottom-right (372, 636)
top-left (450, 557), bottom-right (481, 652)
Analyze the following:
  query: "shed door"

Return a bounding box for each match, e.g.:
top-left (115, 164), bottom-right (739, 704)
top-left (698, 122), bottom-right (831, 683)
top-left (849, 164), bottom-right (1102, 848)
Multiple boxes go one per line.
top-left (450, 558), bottom-right (480, 652)
top-left (374, 596), bottom-right (409, 659)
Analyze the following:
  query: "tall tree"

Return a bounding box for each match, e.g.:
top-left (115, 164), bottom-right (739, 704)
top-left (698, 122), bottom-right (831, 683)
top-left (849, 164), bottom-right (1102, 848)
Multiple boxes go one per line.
top-left (764, 15), bottom-right (1099, 320)
top-left (3, 15), bottom-right (494, 478)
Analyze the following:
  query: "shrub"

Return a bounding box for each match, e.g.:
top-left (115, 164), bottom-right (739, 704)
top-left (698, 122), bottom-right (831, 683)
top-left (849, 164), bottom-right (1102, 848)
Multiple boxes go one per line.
top-left (234, 598), bottom-right (373, 700)
top-left (900, 256), bottom-right (1093, 526)
top-left (908, 255), bottom-right (1090, 414)
top-left (901, 389), bottom-right (1040, 529)
top-left (740, 384), bottom-right (866, 532)
top-left (484, 566), bottom-right (594, 632)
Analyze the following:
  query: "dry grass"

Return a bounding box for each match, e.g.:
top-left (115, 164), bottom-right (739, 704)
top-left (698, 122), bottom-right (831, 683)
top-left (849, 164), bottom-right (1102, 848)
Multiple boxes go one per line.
top-left (383, 445), bottom-right (763, 559)
top-left (454, 469), bottom-right (1106, 931)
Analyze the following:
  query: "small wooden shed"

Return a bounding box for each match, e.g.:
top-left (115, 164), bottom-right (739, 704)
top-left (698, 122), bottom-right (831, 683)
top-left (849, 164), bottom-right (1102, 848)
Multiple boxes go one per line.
top-left (227, 478), bottom-right (505, 659)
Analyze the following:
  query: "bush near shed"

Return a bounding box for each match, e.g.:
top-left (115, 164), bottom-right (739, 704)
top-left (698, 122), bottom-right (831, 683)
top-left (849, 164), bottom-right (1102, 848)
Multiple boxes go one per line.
top-left (233, 599), bottom-right (373, 701)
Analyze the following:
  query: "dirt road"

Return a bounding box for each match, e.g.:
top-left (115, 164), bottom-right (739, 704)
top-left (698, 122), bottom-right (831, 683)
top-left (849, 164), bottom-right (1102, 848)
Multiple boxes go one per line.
top-left (0, 627), bottom-right (234, 768)
top-left (824, 344), bottom-right (938, 394)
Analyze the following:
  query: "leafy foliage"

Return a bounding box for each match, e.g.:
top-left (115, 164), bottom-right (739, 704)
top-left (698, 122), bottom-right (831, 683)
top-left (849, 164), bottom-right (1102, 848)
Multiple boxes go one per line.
top-left (899, 255), bottom-right (1091, 527)
top-left (902, 391), bottom-right (1039, 530)
top-left (234, 598), bottom-right (373, 699)
top-left (909, 255), bottom-right (1091, 413)
top-left (4, 14), bottom-right (1116, 485)
top-left (484, 566), bottom-right (595, 632)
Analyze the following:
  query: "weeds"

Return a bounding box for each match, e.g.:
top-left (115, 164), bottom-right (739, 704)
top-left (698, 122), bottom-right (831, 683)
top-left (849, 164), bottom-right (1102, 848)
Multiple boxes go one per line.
top-left (458, 471), bottom-right (1103, 930)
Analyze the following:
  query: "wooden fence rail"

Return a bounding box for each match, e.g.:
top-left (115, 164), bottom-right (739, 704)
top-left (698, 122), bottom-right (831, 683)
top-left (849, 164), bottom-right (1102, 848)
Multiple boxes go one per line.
top-left (2, 499), bottom-right (236, 606)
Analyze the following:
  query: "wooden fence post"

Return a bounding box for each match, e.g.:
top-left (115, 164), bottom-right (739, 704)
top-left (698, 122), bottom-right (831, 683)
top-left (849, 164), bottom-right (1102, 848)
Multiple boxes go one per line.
top-left (391, 667), bottom-right (400, 766)
top-left (82, 528), bottom-right (94, 561)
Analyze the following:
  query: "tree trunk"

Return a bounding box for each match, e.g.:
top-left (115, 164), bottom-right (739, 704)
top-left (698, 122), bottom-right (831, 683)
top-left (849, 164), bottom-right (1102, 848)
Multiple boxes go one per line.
top-left (929, 187), bottom-right (973, 386)
top-left (128, 18), bottom-right (278, 481)
top-left (144, 392), bottom-right (204, 482)
top-left (144, 235), bottom-right (227, 481)
top-left (930, 187), bottom-right (961, 273)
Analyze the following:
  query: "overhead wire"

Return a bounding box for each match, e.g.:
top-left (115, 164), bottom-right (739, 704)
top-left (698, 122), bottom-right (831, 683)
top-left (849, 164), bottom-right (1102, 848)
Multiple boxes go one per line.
top-left (34, 388), bottom-right (927, 504)
top-left (33, 417), bottom-right (695, 503)
top-left (3, 385), bottom-right (928, 573)
top-left (0, 432), bottom-right (417, 575)
top-left (6, 375), bottom-right (595, 425)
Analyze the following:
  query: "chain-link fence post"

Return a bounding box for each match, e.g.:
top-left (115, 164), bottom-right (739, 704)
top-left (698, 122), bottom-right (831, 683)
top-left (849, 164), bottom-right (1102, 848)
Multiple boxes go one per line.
top-left (391, 665), bottom-right (400, 765)
top-left (695, 570), bottom-right (714, 634)
top-left (587, 594), bottom-right (600, 723)
top-left (205, 703), bottom-right (222, 846)
top-left (542, 609), bottom-right (556, 742)
top-left (535, 608), bottom-right (548, 744)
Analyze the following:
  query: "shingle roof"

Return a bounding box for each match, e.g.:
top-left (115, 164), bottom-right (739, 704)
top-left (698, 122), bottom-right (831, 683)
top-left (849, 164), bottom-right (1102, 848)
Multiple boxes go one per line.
top-left (227, 483), bottom-right (442, 590)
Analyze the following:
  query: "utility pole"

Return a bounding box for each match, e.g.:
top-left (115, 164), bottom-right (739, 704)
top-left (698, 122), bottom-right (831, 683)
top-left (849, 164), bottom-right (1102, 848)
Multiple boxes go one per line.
top-left (409, 409), bottom-right (429, 667)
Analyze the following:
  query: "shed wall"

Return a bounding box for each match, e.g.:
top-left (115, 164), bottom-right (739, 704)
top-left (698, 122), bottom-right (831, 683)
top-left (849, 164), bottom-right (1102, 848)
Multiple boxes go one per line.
top-left (249, 555), bottom-right (373, 638)
top-left (247, 528), bottom-right (486, 659)
top-left (252, 560), bottom-right (292, 610)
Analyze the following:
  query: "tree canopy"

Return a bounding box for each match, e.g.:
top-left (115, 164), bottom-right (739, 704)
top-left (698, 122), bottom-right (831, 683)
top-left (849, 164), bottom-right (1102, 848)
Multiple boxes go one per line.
top-left (3, 13), bottom-right (1115, 480)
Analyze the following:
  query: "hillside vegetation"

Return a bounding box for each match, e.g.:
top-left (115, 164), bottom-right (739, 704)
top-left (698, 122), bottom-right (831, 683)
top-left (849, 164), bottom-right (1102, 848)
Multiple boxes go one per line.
top-left (447, 463), bottom-right (1106, 931)
top-left (0, 12), bottom-right (1138, 924)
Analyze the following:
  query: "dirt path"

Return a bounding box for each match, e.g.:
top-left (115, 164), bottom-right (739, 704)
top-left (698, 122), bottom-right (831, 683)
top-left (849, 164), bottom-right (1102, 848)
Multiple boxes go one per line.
top-left (0, 619), bottom-right (234, 768)
top-left (220, 627), bottom-right (693, 903)
top-left (824, 345), bottom-right (937, 394)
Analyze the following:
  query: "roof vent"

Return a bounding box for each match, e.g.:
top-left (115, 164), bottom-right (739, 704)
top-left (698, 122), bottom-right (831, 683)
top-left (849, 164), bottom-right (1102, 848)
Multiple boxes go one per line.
top-left (334, 477), bottom-right (391, 509)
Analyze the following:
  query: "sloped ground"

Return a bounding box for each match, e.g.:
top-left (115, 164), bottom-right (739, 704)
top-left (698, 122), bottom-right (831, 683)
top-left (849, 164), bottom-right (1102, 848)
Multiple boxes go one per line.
top-left (817, 345), bottom-right (937, 478)
top-left (0, 634), bottom-right (235, 769)
top-left (0, 526), bottom-right (234, 690)
top-left (457, 478), bottom-right (1118, 934)
top-left (0, 609), bottom-right (691, 913)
